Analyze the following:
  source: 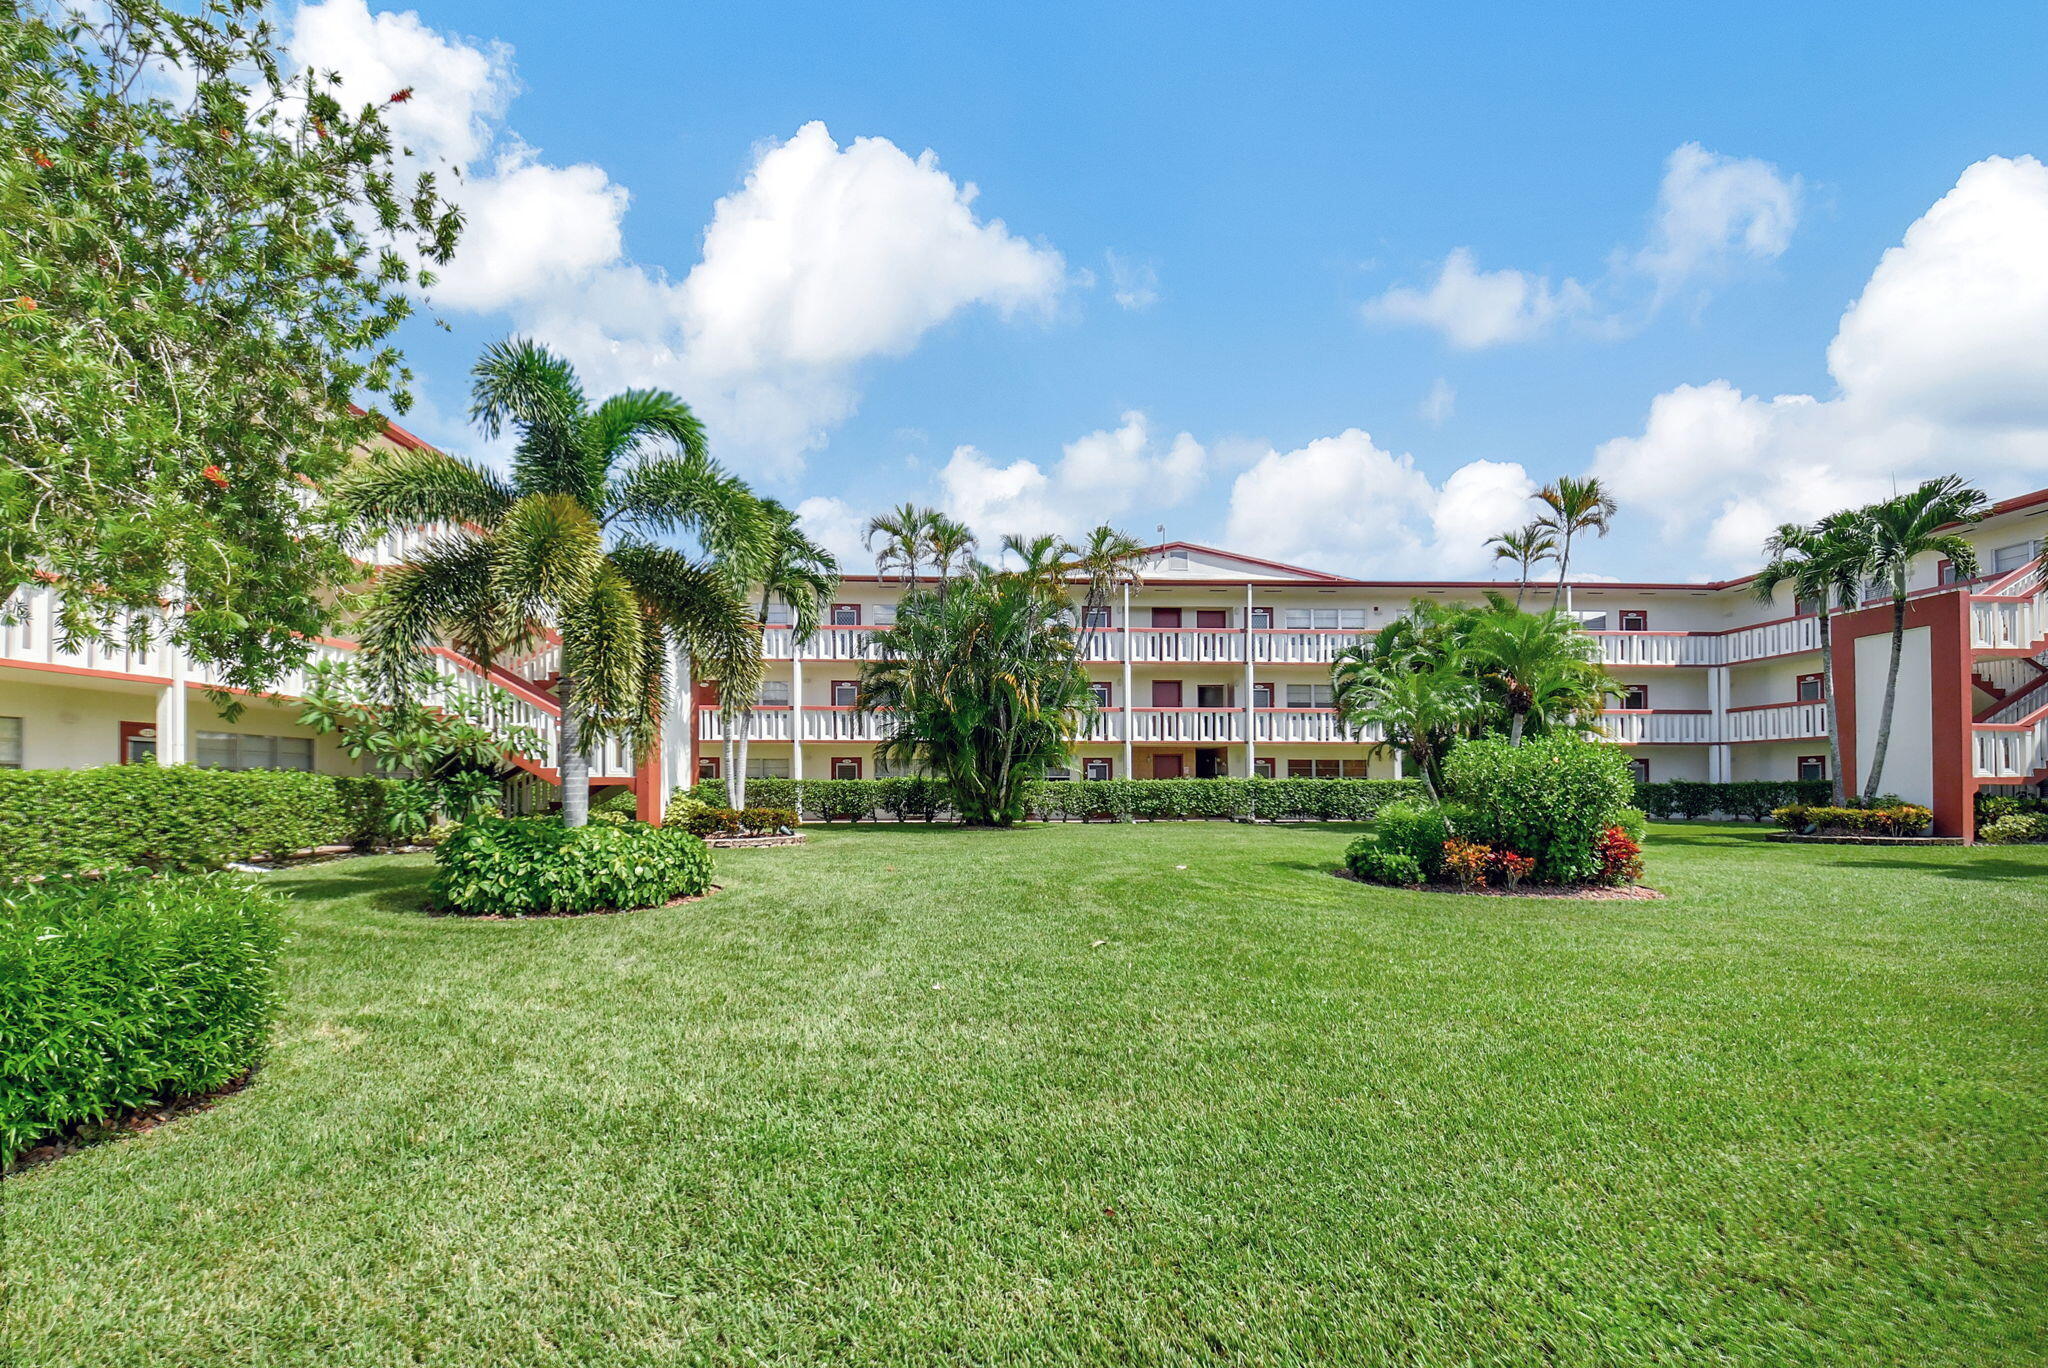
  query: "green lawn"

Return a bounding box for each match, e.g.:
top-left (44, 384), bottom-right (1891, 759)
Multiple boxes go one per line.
top-left (11, 823), bottom-right (2047, 1366)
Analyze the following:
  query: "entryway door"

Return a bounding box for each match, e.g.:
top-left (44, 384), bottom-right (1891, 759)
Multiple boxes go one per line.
top-left (1152, 753), bottom-right (1186, 779)
top-left (1151, 679), bottom-right (1183, 708)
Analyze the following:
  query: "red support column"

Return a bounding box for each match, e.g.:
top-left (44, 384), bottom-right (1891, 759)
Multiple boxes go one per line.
top-left (1830, 591), bottom-right (1976, 840)
top-left (634, 748), bottom-right (663, 826)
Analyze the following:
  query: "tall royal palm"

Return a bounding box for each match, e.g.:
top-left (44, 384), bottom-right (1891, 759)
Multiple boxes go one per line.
top-left (1485, 522), bottom-right (1559, 610)
top-left (1751, 514), bottom-right (1871, 804)
top-left (865, 503), bottom-right (936, 589)
top-left (726, 500), bottom-right (837, 808)
top-left (1067, 523), bottom-right (1148, 659)
top-left (332, 339), bottom-right (767, 827)
top-left (1855, 476), bottom-right (1987, 801)
top-left (1536, 476), bottom-right (1618, 613)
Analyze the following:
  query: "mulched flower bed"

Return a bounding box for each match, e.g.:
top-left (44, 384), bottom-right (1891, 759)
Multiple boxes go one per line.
top-left (1333, 868), bottom-right (1665, 900)
top-left (427, 887), bottom-right (722, 920)
top-left (5, 1072), bottom-right (257, 1177)
top-left (702, 833), bottom-right (806, 849)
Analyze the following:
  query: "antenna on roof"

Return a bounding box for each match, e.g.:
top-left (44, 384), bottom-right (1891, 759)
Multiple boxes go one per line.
top-left (1156, 523), bottom-right (1165, 543)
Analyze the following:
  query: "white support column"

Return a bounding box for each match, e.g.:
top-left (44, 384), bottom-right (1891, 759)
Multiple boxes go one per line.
top-left (660, 642), bottom-right (690, 812)
top-left (156, 627), bottom-right (189, 764)
top-left (1708, 664), bottom-right (1732, 782)
top-left (1392, 749), bottom-right (1404, 780)
top-left (791, 646), bottom-right (805, 782)
top-left (1242, 582), bottom-right (1255, 779)
top-left (1120, 582), bottom-right (1133, 780)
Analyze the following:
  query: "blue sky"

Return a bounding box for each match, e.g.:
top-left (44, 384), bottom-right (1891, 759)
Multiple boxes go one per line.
top-left (297, 0), bottom-right (2048, 581)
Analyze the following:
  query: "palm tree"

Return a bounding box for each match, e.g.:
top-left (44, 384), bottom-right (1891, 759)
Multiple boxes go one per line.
top-left (1854, 476), bottom-right (1988, 801)
top-left (865, 503), bottom-right (935, 589)
top-left (1002, 532), bottom-right (1069, 588)
top-left (924, 515), bottom-right (979, 600)
top-left (330, 338), bottom-right (768, 827)
top-left (1066, 523), bottom-right (1148, 659)
top-left (1751, 513), bottom-right (1871, 804)
top-left (726, 500), bottom-right (837, 809)
top-left (860, 563), bottom-right (1096, 826)
top-left (1536, 476), bottom-right (1618, 613)
top-left (1330, 653), bottom-right (1479, 802)
top-left (1465, 606), bottom-right (1612, 745)
top-left (1485, 521), bottom-right (1559, 610)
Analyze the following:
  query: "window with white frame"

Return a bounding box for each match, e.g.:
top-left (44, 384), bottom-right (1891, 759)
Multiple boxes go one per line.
top-left (1627, 757), bottom-right (1650, 782)
top-left (1082, 606), bottom-right (1112, 629)
top-left (1797, 754), bottom-right (1827, 782)
top-left (1285, 683), bottom-right (1335, 708)
top-left (1251, 756), bottom-right (1275, 778)
top-left (1280, 608), bottom-right (1367, 630)
top-left (0, 716), bottom-right (19, 768)
top-left (1089, 681), bottom-right (1113, 708)
top-left (872, 602), bottom-right (897, 626)
top-left (745, 757), bottom-right (790, 780)
top-left (195, 731), bottom-right (314, 772)
top-left (1991, 540), bottom-right (2038, 575)
top-left (1285, 758), bottom-right (1367, 778)
top-left (1083, 757), bottom-right (1113, 781)
top-left (763, 599), bottom-right (792, 625)
top-left (1163, 549), bottom-right (1189, 571)
top-left (1796, 673), bottom-right (1825, 702)
top-left (758, 680), bottom-right (791, 706)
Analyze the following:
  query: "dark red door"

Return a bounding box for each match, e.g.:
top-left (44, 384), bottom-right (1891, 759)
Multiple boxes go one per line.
top-left (1152, 753), bottom-right (1185, 779)
top-left (1195, 609), bottom-right (1227, 629)
top-left (1151, 679), bottom-right (1183, 708)
top-left (1150, 607), bottom-right (1182, 628)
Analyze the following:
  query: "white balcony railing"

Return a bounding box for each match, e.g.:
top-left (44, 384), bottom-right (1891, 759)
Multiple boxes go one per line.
top-left (1974, 700), bottom-right (2048, 779)
top-left (1078, 711), bottom-right (1122, 743)
top-left (1128, 707), bottom-right (1242, 743)
top-left (1598, 710), bottom-right (1719, 745)
top-left (799, 707), bottom-right (897, 743)
top-left (1, 585), bottom-right (178, 678)
top-left (1719, 700), bottom-right (1828, 743)
top-left (1251, 708), bottom-right (1379, 743)
top-left (1251, 630), bottom-right (1369, 664)
top-left (1972, 563), bottom-right (2048, 653)
top-left (1126, 629), bottom-right (1245, 664)
top-left (695, 706), bottom-right (795, 743)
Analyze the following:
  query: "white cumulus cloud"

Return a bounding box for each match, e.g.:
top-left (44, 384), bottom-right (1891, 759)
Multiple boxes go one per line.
top-left (1592, 154), bottom-right (2048, 570)
top-left (1224, 430), bottom-right (1536, 577)
top-left (937, 411), bottom-right (1208, 543)
top-left (1364, 249), bottom-right (1590, 349)
top-left (1366, 142), bottom-right (1801, 347)
top-left (287, 3), bottom-right (1070, 477)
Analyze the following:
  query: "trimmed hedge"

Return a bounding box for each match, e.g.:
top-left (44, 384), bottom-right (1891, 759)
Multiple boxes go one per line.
top-left (1, 873), bottom-right (285, 1163)
top-left (1979, 812), bottom-right (2048, 844)
top-left (1633, 779), bottom-right (1833, 822)
top-left (0, 765), bottom-right (408, 879)
top-left (683, 807), bottom-right (800, 838)
top-left (1770, 803), bottom-right (1933, 837)
top-left (430, 816), bottom-right (714, 916)
top-left (683, 776), bottom-right (1422, 824)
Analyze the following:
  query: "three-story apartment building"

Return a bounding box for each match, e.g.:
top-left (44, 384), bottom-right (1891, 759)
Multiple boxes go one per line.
top-left (3, 419), bottom-right (2044, 838)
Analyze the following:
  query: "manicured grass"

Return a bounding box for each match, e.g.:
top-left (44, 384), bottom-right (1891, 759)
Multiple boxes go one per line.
top-left (10, 823), bottom-right (2046, 1365)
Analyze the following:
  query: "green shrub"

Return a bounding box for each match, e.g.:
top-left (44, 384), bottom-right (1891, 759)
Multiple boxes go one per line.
top-left (0, 874), bottom-right (284, 1163)
top-left (684, 808), bottom-right (745, 838)
top-left (0, 765), bottom-right (408, 879)
top-left (1344, 836), bottom-right (1425, 887)
top-left (1372, 800), bottom-right (1474, 879)
top-left (1770, 803), bottom-right (1933, 836)
top-left (430, 817), bottom-right (713, 915)
top-left (1444, 733), bottom-right (1638, 884)
top-left (740, 807), bottom-right (800, 834)
top-left (687, 776), bottom-right (1422, 824)
top-left (1975, 793), bottom-right (2047, 824)
top-left (1978, 812), bottom-right (2048, 844)
top-left (1633, 779), bottom-right (1832, 821)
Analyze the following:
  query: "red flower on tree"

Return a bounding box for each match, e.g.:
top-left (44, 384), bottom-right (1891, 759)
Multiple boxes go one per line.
top-left (389, 87), bottom-right (414, 103)
top-left (202, 464), bottom-right (229, 487)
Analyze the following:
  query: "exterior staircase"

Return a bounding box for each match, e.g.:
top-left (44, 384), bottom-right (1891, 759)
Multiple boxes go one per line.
top-left (1970, 558), bottom-right (2048, 788)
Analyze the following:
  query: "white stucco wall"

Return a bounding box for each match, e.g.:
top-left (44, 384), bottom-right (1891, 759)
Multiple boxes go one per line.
top-left (1854, 628), bottom-right (1934, 806)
